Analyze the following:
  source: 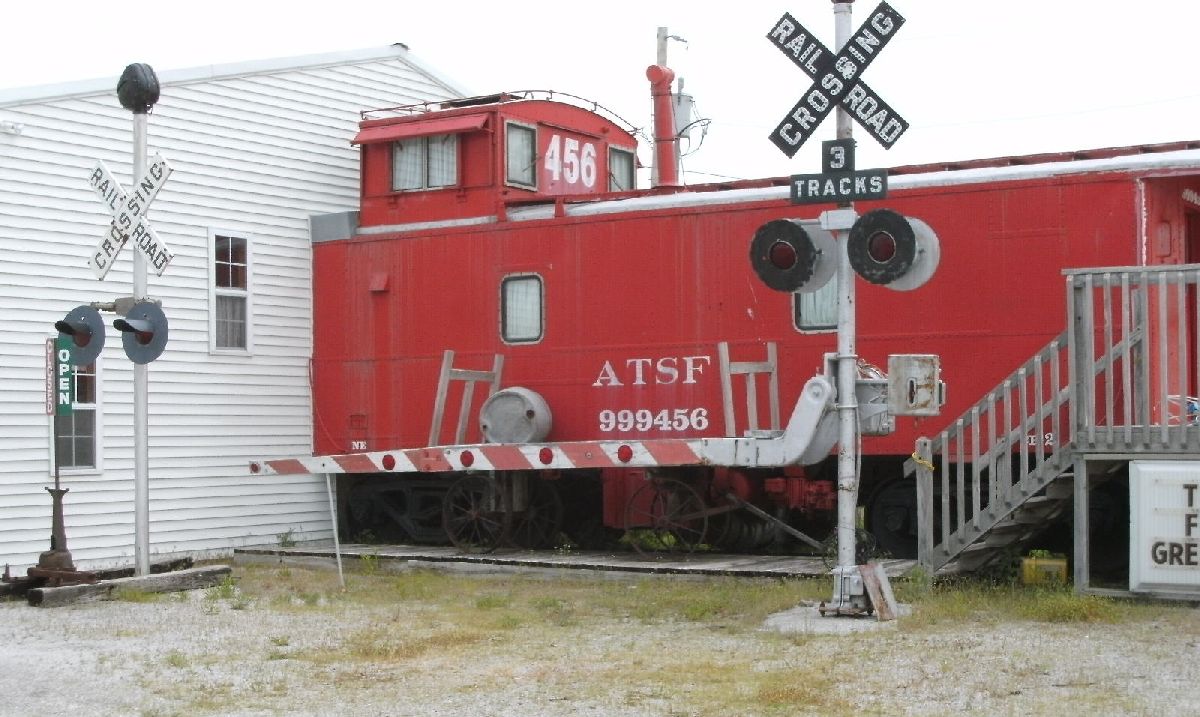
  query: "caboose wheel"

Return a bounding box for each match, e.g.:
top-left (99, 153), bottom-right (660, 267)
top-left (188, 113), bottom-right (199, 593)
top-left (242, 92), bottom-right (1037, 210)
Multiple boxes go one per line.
top-left (623, 478), bottom-right (709, 556)
top-left (508, 477), bottom-right (564, 549)
top-left (442, 476), bottom-right (509, 553)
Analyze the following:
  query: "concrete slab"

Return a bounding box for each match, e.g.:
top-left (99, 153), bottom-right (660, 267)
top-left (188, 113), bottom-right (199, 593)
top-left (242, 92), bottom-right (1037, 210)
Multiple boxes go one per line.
top-left (761, 602), bottom-right (913, 635)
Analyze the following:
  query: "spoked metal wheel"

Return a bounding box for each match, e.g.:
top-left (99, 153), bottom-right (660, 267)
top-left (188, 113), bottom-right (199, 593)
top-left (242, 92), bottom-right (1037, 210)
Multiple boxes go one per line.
top-left (623, 477), bottom-right (709, 556)
top-left (442, 475), bottom-right (509, 553)
top-left (507, 475), bottom-right (564, 549)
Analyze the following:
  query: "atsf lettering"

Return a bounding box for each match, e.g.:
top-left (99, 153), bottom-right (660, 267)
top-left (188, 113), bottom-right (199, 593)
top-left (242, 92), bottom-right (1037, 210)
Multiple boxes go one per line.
top-left (592, 356), bottom-right (711, 387)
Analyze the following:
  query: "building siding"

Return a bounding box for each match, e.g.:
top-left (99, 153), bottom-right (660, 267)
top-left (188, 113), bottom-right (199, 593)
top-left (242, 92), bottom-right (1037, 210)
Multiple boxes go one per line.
top-left (0, 47), bottom-right (462, 570)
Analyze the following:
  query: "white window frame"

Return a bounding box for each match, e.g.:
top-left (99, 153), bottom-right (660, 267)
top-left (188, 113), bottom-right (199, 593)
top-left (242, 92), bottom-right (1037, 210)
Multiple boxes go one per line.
top-left (48, 353), bottom-right (103, 478)
top-left (209, 229), bottom-right (253, 355)
top-left (793, 275), bottom-right (838, 333)
top-left (500, 273), bottom-right (545, 345)
top-left (504, 120), bottom-right (538, 190)
top-left (608, 146), bottom-right (636, 192)
top-left (392, 133), bottom-right (460, 192)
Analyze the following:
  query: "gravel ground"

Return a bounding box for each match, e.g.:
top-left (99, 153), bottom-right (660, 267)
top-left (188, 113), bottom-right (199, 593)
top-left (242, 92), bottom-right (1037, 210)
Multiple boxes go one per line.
top-left (1, 566), bottom-right (1199, 717)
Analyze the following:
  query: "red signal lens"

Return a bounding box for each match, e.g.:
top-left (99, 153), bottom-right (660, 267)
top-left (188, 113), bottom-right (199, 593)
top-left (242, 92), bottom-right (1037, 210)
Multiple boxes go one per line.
top-left (617, 444), bottom-right (634, 463)
top-left (768, 240), bottom-right (798, 270)
top-left (867, 231), bottom-right (897, 263)
top-left (460, 450), bottom-right (475, 468)
top-left (538, 447), bottom-right (554, 465)
top-left (381, 454), bottom-right (396, 471)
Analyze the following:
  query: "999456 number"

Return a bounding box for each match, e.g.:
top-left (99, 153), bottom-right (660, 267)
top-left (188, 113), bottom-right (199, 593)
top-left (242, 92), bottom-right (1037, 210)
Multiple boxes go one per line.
top-left (598, 408), bottom-right (709, 433)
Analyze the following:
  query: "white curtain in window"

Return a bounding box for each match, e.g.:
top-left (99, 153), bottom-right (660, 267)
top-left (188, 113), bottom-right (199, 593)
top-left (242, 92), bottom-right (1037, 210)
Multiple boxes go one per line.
top-left (427, 135), bottom-right (458, 187)
top-left (796, 274), bottom-right (838, 330)
top-left (216, 295), bottom-right (247, 348)
top-left (504, 278), bottom-right (542, 341)
top-left (393, 140), bottom-right (423, 190)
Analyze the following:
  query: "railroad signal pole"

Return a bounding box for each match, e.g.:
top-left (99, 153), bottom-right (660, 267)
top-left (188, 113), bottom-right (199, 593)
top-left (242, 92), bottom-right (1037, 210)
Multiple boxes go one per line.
top-left (765, 1), bottom-right (911, 616)
top-left (122, 64), bottom-right (159, 577)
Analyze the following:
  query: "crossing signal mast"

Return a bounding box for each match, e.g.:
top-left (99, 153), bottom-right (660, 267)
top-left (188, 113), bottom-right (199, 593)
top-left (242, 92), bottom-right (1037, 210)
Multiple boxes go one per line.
top-left (757, 1), bottom-right (943, 618)
top-left (50, 63), bottom-right (172, 578)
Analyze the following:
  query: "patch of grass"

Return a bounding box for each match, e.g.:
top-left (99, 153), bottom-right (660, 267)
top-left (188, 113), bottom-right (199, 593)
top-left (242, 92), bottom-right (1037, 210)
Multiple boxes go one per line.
top-left (164, 650), bottom-right (188, 669)
top-left (358, 553), bottom-right (380, 575)
top-left (475, 594), bottom-right (511, 609)
top-left (904, 579), bottom-right (1148, 627)
top-left (113, 587), bottom-right (160, 603)
top-left (1016, 588), bottom-right (1118, 623)
top-left (276, 529), bottom-right (298, 548)
top-left (205, 575), bottom-right (238, 602)
top-left (323, 627), bottom-right (485, 663)
top-left (607, 577), bottom-right (825, 626)
top-left (490, 613), bottom-right (524, 630)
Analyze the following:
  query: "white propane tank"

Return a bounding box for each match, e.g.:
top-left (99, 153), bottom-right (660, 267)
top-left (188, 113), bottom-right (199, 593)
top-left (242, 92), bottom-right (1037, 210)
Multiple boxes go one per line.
top-left (479, 387), bottom-right (552, 443)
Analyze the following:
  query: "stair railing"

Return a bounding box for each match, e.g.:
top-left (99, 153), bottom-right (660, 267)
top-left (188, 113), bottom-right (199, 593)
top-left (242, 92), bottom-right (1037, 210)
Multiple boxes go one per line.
top-left (909, 333), bottom-right (1073, 571)
top-left (910, 264), bottom-right (1200, 573)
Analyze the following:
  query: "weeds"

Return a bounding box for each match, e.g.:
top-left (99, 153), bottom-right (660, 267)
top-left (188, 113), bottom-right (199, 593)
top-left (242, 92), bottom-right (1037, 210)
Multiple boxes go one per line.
top-left (276, 529), bottom-right (298, 548)
top-left (113, 587), bottom-right (159, 603)
top-left (81, 564), bottom-right (1195, 716)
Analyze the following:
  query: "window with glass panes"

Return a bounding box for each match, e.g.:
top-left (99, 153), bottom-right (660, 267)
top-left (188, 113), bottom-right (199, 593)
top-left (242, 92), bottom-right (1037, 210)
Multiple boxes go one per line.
top-left (794, 274), bottom-right (838, 332)
top-left (54, 362), bottom-right (96, 469)
top-left (609, 147), bottom-right (635, 191)
top-left (214, 235), bottom-right (248, 349)
top-left (501, 275), bottom-right (544, 343)
top-left (393, 133), bottom-right (458, 191)
top-left (506, 122), bottom-right (537, 188)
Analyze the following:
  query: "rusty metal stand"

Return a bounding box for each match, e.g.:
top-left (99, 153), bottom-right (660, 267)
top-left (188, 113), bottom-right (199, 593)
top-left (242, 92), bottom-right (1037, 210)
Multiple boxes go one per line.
top-left (2, 467), bottom-right (97, 595)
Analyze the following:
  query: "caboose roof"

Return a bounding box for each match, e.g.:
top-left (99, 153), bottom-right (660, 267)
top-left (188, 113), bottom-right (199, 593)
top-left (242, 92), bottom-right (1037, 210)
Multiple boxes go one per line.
top-left (503, 141), bottom-right (1200, 223)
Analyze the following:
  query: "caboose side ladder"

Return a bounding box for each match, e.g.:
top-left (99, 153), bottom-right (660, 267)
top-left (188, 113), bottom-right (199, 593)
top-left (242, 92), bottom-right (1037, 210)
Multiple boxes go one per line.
top-left (907, 265), bottom-right (1200, 576)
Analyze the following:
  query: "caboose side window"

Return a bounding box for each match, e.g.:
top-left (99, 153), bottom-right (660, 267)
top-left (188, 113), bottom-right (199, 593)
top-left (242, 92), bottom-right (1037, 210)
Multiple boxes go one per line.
top-left (501, 274), bottom-right (544, 343)
top-left (392, 133), bottom-right (458, 191)
top-left (794, 276), bottom-right (838, 332)
top-left (505, 122), bottom-right (537, 189)
top-left (609, 147), bottom-right (635, 191)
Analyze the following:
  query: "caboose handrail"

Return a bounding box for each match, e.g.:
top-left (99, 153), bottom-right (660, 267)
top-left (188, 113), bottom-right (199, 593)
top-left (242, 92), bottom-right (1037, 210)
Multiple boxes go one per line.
top-left (910, 264), bottom-right (1200, 574)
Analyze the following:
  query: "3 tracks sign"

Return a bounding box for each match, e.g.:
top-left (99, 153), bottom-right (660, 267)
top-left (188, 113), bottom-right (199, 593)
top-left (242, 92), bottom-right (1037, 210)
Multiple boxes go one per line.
top-left (766, 2), bottom-right (908, 205)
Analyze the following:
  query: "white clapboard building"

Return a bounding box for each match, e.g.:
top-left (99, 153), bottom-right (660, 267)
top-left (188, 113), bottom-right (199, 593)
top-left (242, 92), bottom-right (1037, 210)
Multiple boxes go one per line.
top-left (0, 46), bottom-right (463, 571)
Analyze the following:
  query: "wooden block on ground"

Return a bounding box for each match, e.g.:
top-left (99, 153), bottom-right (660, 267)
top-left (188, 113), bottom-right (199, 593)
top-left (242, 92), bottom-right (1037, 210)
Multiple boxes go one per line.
top-left (27, 565), bottom-right (232, 608)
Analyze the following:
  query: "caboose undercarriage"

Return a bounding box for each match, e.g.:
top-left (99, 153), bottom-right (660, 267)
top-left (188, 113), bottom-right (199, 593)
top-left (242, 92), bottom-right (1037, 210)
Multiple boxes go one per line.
top-left (330, 456), bottom-right (919, 559)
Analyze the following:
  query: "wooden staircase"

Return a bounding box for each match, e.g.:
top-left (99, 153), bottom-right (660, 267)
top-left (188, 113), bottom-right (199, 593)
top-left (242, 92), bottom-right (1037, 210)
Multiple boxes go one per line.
top-left (906, 334), bottom-right (1076, 574)
top-left (906, 265), bottom-right (1200, 575)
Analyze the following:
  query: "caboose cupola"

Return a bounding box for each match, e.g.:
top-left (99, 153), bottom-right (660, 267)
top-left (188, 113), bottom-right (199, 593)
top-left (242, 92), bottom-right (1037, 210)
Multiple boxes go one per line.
top-left (353, 93), bottom-right (639, 230)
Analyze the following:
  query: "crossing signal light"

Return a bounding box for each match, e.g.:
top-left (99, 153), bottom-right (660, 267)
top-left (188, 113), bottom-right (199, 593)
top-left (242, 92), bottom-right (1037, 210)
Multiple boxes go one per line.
top-left (54, 305), bottom-right (106, 366)
top-left (113, 300), bottom-right (168, 364)
top-left (749, 219), bottom-right (837, 293)
top-left (847, 209), bottom-right (940, 291)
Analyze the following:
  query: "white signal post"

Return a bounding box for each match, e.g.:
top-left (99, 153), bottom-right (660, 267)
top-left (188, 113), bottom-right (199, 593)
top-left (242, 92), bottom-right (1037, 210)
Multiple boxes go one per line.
top-left (767, 1), bottom-right (910, 615)
top-left (831, 0), bottom-right (861, 610)
top-left (88, 62), bottom-right (168, 577)
top-left (132, 109), bottom-right (151, 576)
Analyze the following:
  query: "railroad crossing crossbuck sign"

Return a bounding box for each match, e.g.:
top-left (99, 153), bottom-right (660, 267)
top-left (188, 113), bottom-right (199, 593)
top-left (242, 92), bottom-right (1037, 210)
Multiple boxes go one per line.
top-left (87, 154), bottom-right (175, 280)
top-left (767, 2), bottom-right (908, 158)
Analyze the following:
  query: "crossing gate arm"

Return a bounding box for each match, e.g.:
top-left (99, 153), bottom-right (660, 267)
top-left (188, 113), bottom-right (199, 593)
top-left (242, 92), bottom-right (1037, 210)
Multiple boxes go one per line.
top-left (251, 377), bottom-right (834, 476)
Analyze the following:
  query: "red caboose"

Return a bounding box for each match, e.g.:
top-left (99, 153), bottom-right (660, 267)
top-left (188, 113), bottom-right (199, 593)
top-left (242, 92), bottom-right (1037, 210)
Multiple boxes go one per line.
top-left (253, 81), bottom-right (1200, 559)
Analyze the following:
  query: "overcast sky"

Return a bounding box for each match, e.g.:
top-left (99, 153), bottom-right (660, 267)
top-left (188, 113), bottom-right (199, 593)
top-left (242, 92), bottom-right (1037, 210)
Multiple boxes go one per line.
top-left (3, 1), bottom-right (1197, 183)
